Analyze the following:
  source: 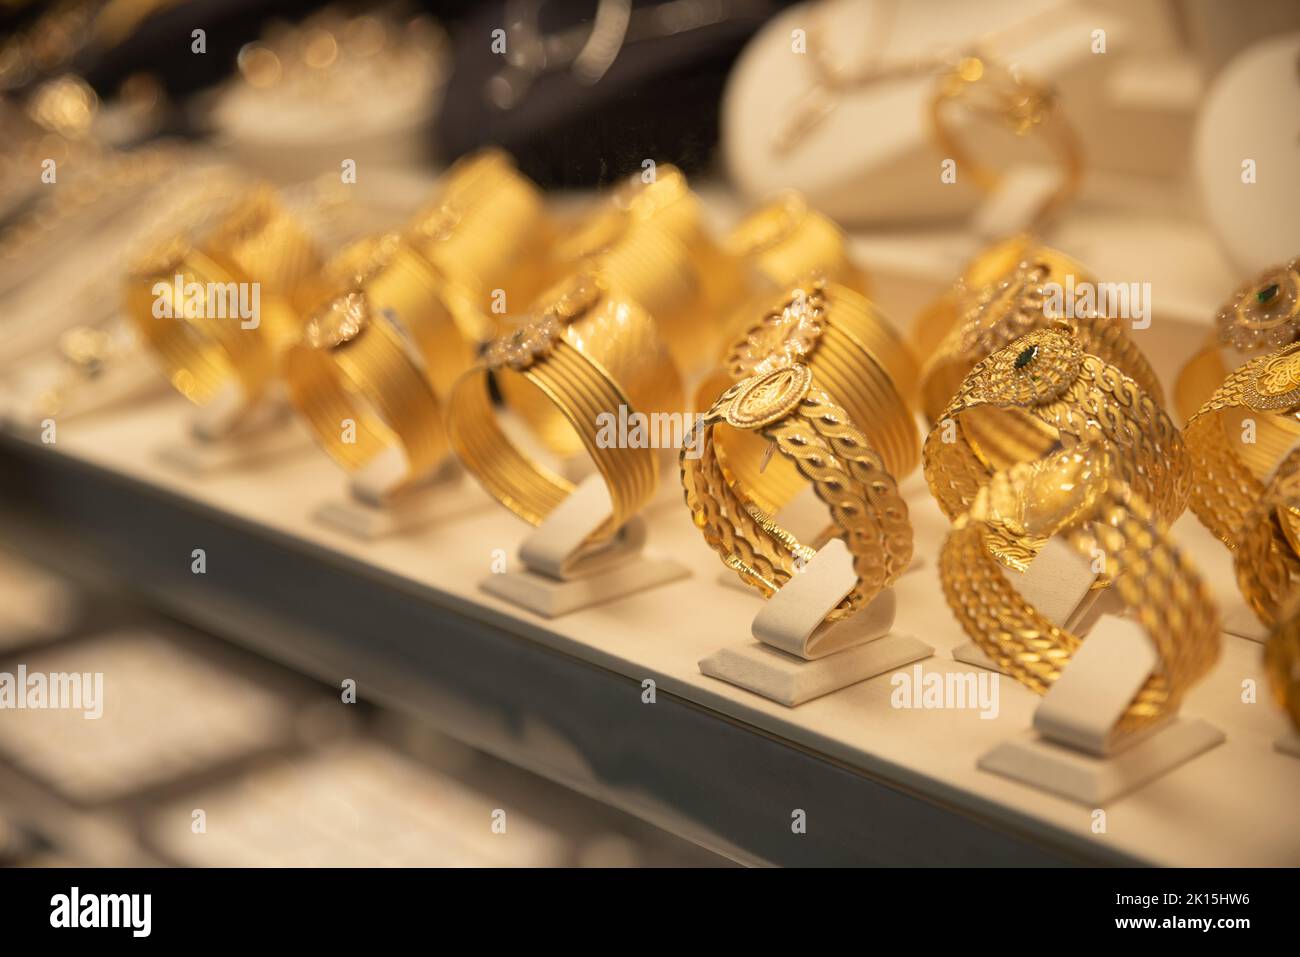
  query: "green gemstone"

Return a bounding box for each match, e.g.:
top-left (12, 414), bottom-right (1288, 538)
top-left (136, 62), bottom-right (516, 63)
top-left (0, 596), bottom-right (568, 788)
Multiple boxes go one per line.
top-left (1257, 282), bottom-right (1280, 305)
top-left (1014, 344), bottom-right (1039, 370)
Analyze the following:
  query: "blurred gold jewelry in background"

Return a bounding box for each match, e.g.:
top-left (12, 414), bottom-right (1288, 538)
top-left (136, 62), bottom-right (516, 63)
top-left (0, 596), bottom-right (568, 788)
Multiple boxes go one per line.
top-left (1233, 448), bottom-right (1300, 629)
top-left (1265, 591), bottom-right (1300, 732)
top-left (124, 186), bottom-right (321, 410)
top-left (941, 444), bottom-right (1220, 741)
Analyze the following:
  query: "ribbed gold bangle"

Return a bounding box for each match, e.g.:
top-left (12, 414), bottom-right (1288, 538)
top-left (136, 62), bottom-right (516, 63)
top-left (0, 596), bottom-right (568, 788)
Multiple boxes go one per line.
top-left (1265, 591), bottom-right (1300, 732)
top-left (682, 364), bottom-right (911, 624)
top-left (695, 276), bottom-right (919, 517)
top-left (941, 445), bottom-right (1220, 740)
top-left (124, 187), bottom-right (321, 407)
top-left (724, 191), bottom-right (868, 296)
top-left (1174, 257), bottom-right (1300, 424)
top-left (1234, 449), bottom-right (1300, 629)
top-left (549, 164), bottom-right (739, 373)
top-left (407, 147), bottom-right (552, 339)
top-left (1186, 342), bottom-right (1300, 547)
top-left (447, 274), bottom-right (681, 545)
top-left (925, 326), bottom-right (1189, 535)
top-left (281, 287), bottom-right (447, 483)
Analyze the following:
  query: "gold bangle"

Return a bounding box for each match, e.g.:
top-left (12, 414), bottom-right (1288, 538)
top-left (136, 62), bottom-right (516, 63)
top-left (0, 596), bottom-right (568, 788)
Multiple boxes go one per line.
top-left (548, 164), bottom-right (739, 372)
top-left (281, 287), bottom-right (447, 483)
top-left (924, 326), bottom-right (1189, 533)
top-left (917, 245), bottom-right (1160, 426)
top-left (447, 273), bottom-right (682, 545)
top-left (940, 445), bottom-right (1220, 739)
top-left (1234, 449), bottom-right (1300, 628)
top-left (723, 191), bottom-right (869, 296)
top-left (1174, 257), bottom-right (1300, 424)
top-left (1265, 592), bottom-right (1300, 732)
top-left (694, 276), bottom-right (919, 517)
top-left (1186, 341), bottom-right (1300, 547)
top-left (124, 187), bottom-right (321, 407)
top-left (929, 54), bottom-right (1083, 233)
top-left (682, 364), bottom-right (911, 624)
top-left (908, 233), bottom-right (1038, 364)
top-left (406, 148), bottom-right (552, 334)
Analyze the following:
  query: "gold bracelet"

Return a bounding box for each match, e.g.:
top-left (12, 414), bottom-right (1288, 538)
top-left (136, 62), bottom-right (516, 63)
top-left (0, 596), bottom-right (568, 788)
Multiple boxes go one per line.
top-left (682, 363), bottom-right (911, 623)
top-left (1174, 257), bottom-right (1300, 423)
top-left (1234, 449), bottom-right (1300, 628)
top-left (281, 239), bottom-right (453, 486)
top-left (547, 164), bottom-right (738, 372)
top-left (941, 445), bottom-right (1220, 739)
top-left (1265, 592), bottom-right (1300, 732)
top-left (447, 273), bottom-right (682, 545)
top-left (924, 325), bottom-right (1188, 533)
top-left (406, 148), bottom-right (551, 338)
top-left (723, 191), bottom-right (869, 296)
top-left (124, 186), bottom-right (321, 407)
top-left (930, 54), bottom-right (1083, 233)
top-left (694, 276), bottom-right (919, 517)
top-left (1186, 341), bottom-right (1300, 547)
top-left (917, 245), bottom-right (1160, 426)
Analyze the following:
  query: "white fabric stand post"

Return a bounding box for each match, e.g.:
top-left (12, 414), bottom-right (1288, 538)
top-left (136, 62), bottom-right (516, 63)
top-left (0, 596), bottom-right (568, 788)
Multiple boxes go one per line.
top-left (311, 447), bottom-right (493, 542)
top-left (978, 613), bottom-right (1225, 805)
top-left (700, 537), bottom-right (933, 707)
top-left (479, 474), bottom-right (689, 618)
top-left (953, 536), bottom-right (1106, 672)
top-left (157, 382), bottom-right (312, 475)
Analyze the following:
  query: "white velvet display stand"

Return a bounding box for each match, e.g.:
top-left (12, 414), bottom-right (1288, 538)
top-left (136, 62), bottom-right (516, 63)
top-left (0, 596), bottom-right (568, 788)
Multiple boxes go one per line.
top-left (976, 546), bottom-right (1225, 805)
top-left (156, 382), bottom-right (312, 475)
top-left (311, 447), bottom-right (491, 542)
top-left (479, 475), bottom-right (689, 618)
top-left (700, 537), bottom-right (933, 707)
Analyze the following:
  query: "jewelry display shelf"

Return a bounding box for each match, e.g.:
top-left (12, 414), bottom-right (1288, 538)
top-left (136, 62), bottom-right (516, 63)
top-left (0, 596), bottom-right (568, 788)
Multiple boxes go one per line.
top-left (1, 387), bottom-right (1297, 867)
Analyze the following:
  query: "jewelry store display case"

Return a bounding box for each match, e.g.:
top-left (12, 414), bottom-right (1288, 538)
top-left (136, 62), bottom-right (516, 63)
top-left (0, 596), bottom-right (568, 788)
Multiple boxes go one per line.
top-left (1, 0), bottom-right (1299, 877)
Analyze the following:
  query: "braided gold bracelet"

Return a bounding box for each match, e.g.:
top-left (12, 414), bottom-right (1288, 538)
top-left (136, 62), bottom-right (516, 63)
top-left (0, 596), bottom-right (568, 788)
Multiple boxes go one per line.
top-left (918, 248), bottom-right (1161, 426)
top-left (1234, 449), bottom-right (1300, 629)
top-left (940, 445), bottom-right (1220, 739)
top-left (1186, 342), bottom-right (1300, 547)
top-left (924, 326), bottom-right (1188, 538)
top-left (694, 276), bottom-right (919, 518)
top-left (681, 364), bottom-right (911, 624)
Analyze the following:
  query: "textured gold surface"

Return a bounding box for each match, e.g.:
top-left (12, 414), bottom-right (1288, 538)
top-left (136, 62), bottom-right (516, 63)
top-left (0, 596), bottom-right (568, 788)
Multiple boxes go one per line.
top-left (682, 366), bottom-right (912, 625)
top-left (941, 446), bottom-right (1220, 738)
top-left (925, 328), bottom-right (1188, 541)
top-left (696, 279), bottom-right (919, 517)
top-left (1234, 449), bottom-right (1300, 628)
top-left (447, 282), bottom-right (679, 545)
top-left (1265, 591), bottom-right (1300, 732)
top-left (1186, 342), bottom-right (1300, 547)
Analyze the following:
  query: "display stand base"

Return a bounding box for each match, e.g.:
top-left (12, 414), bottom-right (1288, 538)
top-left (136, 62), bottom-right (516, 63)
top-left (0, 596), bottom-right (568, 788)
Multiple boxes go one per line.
top-left (157, 389), bottom-right (310, 476)
top-left (978, 718), bottom-right (1226, 806)
top-left (1275, 730), bottom-right (1300, 758)
top-left (479, 475), bottom-right (690, 617)
top-left (1222, 601), bottom-right (1268, 643)
top-left (952, 641), bottom-right (1005, 674)
top-left (700, 632), bottom-right (932, 707)
top-left (480, 555), bottom-right (689, 618)
top-left (313, 470), bottom-right (489, 541)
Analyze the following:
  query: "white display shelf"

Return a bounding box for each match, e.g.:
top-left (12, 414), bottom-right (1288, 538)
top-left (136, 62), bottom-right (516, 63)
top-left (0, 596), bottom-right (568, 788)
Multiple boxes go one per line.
top-left (2, 382), bottom-right (1297, 867)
